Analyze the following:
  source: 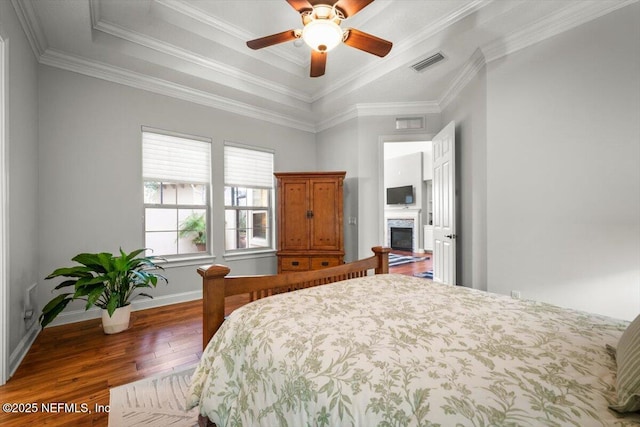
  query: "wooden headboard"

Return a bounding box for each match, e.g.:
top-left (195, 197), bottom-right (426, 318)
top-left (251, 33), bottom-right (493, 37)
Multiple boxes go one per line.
top-left (197, 246), bottom-right (390, 348)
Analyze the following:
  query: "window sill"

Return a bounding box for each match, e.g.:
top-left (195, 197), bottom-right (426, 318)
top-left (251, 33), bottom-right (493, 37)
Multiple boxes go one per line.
top-left (156, 254), bottom-right (217, 269)
top-left (223, 249), bottom-right (276, 262)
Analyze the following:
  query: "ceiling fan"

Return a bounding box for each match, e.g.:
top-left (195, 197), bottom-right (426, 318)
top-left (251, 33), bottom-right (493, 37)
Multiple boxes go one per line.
top-left (246, 0), bottom-right (392, 78)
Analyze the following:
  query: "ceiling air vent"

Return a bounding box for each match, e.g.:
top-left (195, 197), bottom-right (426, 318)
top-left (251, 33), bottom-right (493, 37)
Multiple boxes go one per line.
top-left (411, 52), bottom-right (445, 72)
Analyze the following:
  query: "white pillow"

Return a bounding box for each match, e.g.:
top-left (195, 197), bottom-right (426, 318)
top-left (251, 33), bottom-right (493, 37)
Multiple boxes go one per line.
top-left (610, 314), bottom-right (640, 413)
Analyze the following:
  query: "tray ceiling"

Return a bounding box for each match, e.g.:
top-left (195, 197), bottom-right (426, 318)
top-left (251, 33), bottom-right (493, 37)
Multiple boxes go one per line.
top-left (12, 0), bottom-right (633, 131)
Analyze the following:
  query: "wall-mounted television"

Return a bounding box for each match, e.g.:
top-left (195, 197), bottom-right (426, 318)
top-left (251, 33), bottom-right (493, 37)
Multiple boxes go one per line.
top-left (386, 185), bottom-right (414, 205)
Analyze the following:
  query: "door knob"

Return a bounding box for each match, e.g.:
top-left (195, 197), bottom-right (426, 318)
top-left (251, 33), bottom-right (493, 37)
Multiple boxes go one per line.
top-left (445, 234), bottom-right (457, 239)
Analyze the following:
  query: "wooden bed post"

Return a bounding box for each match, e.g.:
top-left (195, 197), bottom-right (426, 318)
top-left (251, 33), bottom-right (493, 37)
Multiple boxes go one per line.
top-left (197, 264), bottom-right (230, 349)
top-left (373, 246), bottom-right (391, 274)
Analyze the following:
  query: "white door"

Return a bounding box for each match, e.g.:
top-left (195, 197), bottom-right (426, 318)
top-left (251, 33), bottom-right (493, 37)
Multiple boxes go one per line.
top-left (432, 121), bottom-right (456, 285)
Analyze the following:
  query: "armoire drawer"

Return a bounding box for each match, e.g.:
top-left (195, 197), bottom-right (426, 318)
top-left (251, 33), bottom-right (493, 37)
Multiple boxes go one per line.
top-left (311, 257), bottom-right (342, 270)
top-left (279, 257), bottom-right (310, 271)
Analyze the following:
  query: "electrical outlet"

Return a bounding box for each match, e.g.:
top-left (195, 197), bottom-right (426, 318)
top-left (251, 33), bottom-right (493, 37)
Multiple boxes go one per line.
top-left (24, 283), bottom-right (38, 327)
top-left (511, 290), bottom-right (521, 299)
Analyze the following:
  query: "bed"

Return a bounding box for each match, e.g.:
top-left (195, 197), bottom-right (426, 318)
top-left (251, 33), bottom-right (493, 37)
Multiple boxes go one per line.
top-left (187, 247), bottom-right (639, 426)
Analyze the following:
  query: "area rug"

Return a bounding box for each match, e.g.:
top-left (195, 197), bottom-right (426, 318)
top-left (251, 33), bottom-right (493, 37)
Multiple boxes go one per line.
top-left (414, 270), bottom-right (434, 279)
top-left (389, 253), bottom-right (429, 267)
top-left (108, 366), bottom-right (198, 427)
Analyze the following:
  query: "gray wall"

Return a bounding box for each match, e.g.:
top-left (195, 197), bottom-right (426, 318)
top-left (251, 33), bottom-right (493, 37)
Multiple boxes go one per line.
top-left (355, 115), bottom-right (442, 259)
top-left (485, 4), bottom-right (639, 320)
top-left (441, 65), bottom-right (488, 291)
top-left (37, 66), bottom-right (317, 324)
top-left (315, 114), bottom-right (442, 260)
top-left (316, 3), bottom-right (639, 321)
top-left (315, 119), bottom-right (359, 262)
top-left (0, 0), bottom-right (40, 372)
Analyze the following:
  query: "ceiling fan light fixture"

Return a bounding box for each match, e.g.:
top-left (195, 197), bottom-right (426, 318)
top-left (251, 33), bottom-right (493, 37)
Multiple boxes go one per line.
top-left (302, 19), bottom-right (343, 52)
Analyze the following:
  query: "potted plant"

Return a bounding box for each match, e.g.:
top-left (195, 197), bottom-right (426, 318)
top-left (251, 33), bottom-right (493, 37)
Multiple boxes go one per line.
top-left (39, 248), bottom-right (167, 334)
top-left (179, 212), bottom-right (206, 251)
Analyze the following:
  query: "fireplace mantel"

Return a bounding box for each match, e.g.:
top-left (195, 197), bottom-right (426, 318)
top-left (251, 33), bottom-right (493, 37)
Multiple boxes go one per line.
top-left (384, 208), bottom-right (421, 253)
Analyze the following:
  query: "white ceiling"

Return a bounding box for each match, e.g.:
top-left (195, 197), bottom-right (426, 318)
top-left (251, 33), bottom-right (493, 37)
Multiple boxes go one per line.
top-left (12, 0), bottom-right (633, 132)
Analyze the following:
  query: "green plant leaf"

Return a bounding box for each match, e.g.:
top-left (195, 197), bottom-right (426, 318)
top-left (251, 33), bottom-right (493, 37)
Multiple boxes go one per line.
top-left (40, 249), bottom-right (168, 327)
top-left (74, 282), bottom-right (105, 298)
top-left (85, 286), bottom-right (105, 309)
top-left (72, 252), bottom-right (111, 272)
top-left (53, 279), bottom-right (79, 290)
top-left (39, 294), bottom-right (73, 328)
top-left (106, 294), bottom-right (120, 317)
top-left (45, 266), bottom-right (93, 279)
top-left (126, 248), bottom-right (146, 260)
top-left (74, 275), bottom-right (108, 290)
top-left (137, 292), bottom-right (154, 299)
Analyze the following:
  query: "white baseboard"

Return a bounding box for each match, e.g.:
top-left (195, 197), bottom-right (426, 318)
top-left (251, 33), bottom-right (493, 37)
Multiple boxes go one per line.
top-left (9, 320), bottom-right (40, 378)
top-left (45, 290), bottom-right (203, 328)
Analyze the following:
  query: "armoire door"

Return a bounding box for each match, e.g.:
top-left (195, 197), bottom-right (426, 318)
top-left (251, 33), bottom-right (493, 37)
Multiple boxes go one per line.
top-left (279, 179), bottom-right (309, 250)
top-left (309, 178), bottom-right (342, 250)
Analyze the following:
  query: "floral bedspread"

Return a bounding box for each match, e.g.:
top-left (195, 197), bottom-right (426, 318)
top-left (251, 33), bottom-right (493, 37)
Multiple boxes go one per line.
top-left (186, 274), bottom-right (637, 426)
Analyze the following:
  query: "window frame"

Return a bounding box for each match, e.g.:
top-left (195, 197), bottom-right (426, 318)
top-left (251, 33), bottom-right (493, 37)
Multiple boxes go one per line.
top-left (223, 142), bottom-right (275, 256)
top-left (142, 127), bottom-right (213, 261)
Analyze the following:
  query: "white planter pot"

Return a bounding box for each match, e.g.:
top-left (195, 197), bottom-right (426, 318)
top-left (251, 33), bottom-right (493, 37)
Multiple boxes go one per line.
top-left (101, 305), bottom-right (132, 334)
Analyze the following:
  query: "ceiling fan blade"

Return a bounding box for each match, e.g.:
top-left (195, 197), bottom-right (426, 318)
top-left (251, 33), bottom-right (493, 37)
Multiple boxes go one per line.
top-left (286, 0), bottom-right (313, 13)
top-left (343, 28), bottom-right (392, 57)
top-left (310, 50), bottom-right (327, 77)
top-left (247, 30), bottom-right (299, 50)
top-left (334, 0), bottom-right (374, 18)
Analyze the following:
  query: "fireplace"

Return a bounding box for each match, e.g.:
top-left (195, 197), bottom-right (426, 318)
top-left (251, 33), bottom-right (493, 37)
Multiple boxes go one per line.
top-left (385, 210), bottom-right (420, 253)
top-left (390, 227), bottom-right (413, 251)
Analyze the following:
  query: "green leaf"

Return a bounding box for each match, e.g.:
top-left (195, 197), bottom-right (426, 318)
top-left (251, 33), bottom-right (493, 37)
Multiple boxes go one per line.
top-left (72, 252), bottom-right (110, 272)
top-left (85, 286), bottom-right (105, 309)
top-left (39, 295), bottom-right (72, 328)
top-left (40, 248), bottom-right (168, 326)
top-left (106, 294), bottom-right (120, 317)
top-left (45, 266), bottom-right (93, 279)
top-left (137, 292), bottom-right (154, 300)
top-left (41, 293), bottom-right (72, 313)
top-left (53, 279), bottom-right (78, 290)
top-left (126, 248), bottom-right (146, 260)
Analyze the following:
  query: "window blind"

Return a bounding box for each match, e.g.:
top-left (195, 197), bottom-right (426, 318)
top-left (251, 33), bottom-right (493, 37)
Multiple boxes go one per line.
top-left (224, 145), bottom-right (274, 188)
top-left (143, 132), bottom-right (211, 184)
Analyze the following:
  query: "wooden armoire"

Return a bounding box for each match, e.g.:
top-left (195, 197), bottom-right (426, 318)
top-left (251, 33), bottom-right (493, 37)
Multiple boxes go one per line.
top-left (274, 171), bottom-right (345, 273)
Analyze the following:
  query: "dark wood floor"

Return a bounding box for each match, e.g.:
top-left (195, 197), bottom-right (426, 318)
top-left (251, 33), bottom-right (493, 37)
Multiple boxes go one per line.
top-left (388, 249), bottom-right (432, 276)
top-left (0, 252), bottom-right (429, 426)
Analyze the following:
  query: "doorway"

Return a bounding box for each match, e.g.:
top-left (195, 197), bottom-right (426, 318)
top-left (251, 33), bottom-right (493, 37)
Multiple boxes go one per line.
top-left (382, 140), bottom-right (432, 256)
top-left (379, 121), bottom-right (456, 285)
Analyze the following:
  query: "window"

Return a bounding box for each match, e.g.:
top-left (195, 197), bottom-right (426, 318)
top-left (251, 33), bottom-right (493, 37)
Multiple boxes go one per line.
top-left (143, 130), bottom-right (211, 257)
top-left (224, 144), bottom-right (274, 252)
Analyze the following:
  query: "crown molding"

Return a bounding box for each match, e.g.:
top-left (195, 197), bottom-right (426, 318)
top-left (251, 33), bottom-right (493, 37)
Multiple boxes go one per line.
top-left (311, 0), bottom-right (490, 104)
top-left (481, 0), bottom-right (638, 63)
top-left (439, 48), bottom-right (486, 110)
top-left (91, 18), bottom-right (313, 106)
top-left (12, 0), bottom-right (636, 135)
top-left (92, 19), bottom-right (313, 106)
top-left (39, 49), bottom-right (316, 133)
top-left (154, 0), bottom-right (307, 68)
top-left (316, 101), bottom-right (441, 133)
top-left (356, 101), bottom-right (441, 117)
top-left (10, 0), bottom-right (47, 58)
